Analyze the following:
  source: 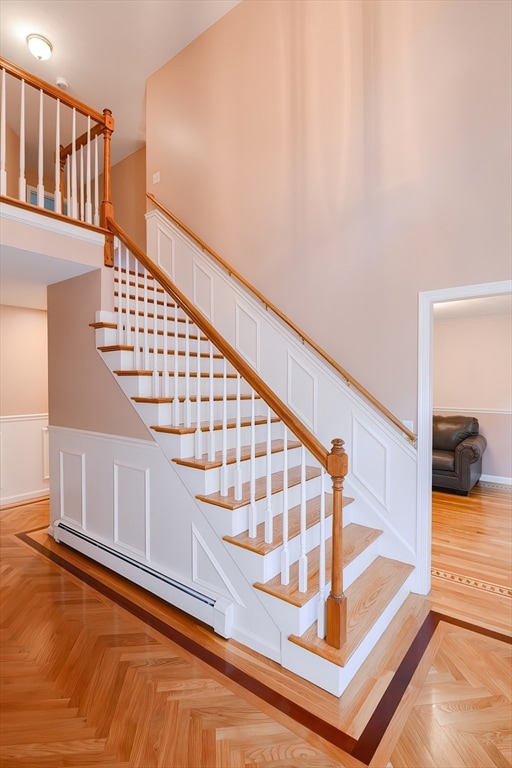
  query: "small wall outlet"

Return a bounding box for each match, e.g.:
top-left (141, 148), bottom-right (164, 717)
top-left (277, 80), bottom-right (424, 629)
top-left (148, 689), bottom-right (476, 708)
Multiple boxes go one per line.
top-left (152, 171), bottom-right (160, 184)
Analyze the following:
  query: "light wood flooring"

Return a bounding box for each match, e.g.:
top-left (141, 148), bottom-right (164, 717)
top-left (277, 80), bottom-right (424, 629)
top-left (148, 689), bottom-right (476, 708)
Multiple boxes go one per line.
top-left (0, 484), bottom-right (510, 767)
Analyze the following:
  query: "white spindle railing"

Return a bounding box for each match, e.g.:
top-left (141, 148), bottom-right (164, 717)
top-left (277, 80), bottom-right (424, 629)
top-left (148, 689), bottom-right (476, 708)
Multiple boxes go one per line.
top-left (298, 445), bottom-right (308, 593)
top-left (264, 406), bottom-right (273, 545)
top-left (0, 58), bottom-right (112, 229)
top-left (220, 359), bottom-right (229, 496)
top-left (19, 79), bottom-right (25, 201)
top-left (281, 425), bottom-right (290, 585)
top-left (317, 469), bottom-right (327, 638)
top-left (111, 240), bottom-right (345, 645)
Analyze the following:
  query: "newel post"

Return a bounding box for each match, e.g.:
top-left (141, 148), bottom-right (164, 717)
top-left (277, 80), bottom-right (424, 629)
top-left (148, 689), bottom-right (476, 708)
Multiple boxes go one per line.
top-left (101, 108), bottom-right (115, 266)
top-left (325, 438), bottom-right (349, 649)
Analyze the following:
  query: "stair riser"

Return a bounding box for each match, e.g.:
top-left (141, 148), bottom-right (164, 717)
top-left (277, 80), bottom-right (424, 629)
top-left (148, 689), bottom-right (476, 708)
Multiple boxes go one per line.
top-left (172, 446), bottom-right (304, 495)
top-left (100, 348), bottom-right (229, 377)
top-left (197, 475), bottom-right (324, 537)
top-left (150, 421), bottom-right (283, 459)
top-left (225, 517), bottom-right (335, 584)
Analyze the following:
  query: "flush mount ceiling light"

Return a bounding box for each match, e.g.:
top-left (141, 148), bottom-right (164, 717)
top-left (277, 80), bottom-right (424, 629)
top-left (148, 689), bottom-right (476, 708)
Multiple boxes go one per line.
top-left (26, 34), bottom-right (53, 61)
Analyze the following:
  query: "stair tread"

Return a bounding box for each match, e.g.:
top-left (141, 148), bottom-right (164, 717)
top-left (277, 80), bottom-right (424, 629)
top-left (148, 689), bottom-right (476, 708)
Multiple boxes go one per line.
top-left (288, 557), bottom-right (414, 667)
top-left (174, 439), bottom-right (302, 470)
top-left (197, 465), bottom-right (322, 510)
top-left (254, 523), bottom-right (383, 604)
top-left (224, 495), bottom-right (355, 555)
top-left (151, 416), bottom-right (280, 436)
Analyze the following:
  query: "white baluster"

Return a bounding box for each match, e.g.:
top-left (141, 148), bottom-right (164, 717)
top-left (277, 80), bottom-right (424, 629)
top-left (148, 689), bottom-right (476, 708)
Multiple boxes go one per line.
top-left (18, 78), bottom-right (26, 201)
top-left (194, 326), bottom-right (202, 459)
top-left (184, 316), bottom-right (191, 427)
top-left (54, 97), bottom-right (61, 214)
top-left (234, 373), bottom-right (243, 501)
top-left (317, 468), bottom-right (327, 639)
top-left (143, 270), bottom-right (149, 370)
top-left (208, 342), bottom-right (215, 462)
top-left (0, 69), bottom-right (6, 195)
top-left (264, 406), bottom-right (273, 544)
top-left (79, 146), bottom-right (84, 221)
top-left (65, 160), bottom-right (70, 216)
top-left (162, 291), bottom-right (169, 397)
top-left (298, 445), bottom-right (308, 593)
top-left (248, 389), bottom-right (257, 538)
top-left (220, 358), bottom-right (229, 497)
top-left (133, 262), bottom-right (141, 369)
top-left (172, 303), bottom-right (180, 426)
top-left (114, 254), bottom-right (121, 343)
top-left (281, 425), bottom-right (290, 584)
top-left (85, 116), bottom-right (92, 223)
top-left (37, 89), bottom-right (44, 207)
top-left (71, 108), bottom-right (77, 218)
top-left (124, 246), bottom-right (131, 347)
top-left (93, 136), bottom-right (99, 225)
top-left (152, 277), bottom-right (159, 397)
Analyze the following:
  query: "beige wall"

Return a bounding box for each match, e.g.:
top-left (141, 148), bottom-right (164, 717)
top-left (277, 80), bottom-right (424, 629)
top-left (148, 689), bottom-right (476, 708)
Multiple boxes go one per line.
top-left (0, 305), bottom-right (48, 415)
top-left (110, 146), bottom-right (147, 250)
top-left (146, 0), bottom-right (511, 427)
top-left (433, 307), bottom-right (512, 479)
top-left (47, 269), bottom-right (150, 439)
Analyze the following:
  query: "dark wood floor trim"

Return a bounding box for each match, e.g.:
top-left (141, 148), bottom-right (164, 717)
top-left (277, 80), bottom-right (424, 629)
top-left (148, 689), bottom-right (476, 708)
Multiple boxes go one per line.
top-left (16, 531), bottom-right (512, 765)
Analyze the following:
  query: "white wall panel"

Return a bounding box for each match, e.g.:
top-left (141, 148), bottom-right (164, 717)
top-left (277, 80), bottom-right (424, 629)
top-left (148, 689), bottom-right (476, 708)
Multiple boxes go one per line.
top-left (287, 352), bottom-right (317, 431)
top-left (156, 223), bottom-right (174, 279)
top-left (193, 260), bottom-right (213, 320)
top-left (0, 414), bottom-right (49, 505)
top-left (60, 449), bottom-right (85, 526)
top-left (235, 300), bottom-right (259, 369)
top-left (114, 462), bottom-right (149, 558)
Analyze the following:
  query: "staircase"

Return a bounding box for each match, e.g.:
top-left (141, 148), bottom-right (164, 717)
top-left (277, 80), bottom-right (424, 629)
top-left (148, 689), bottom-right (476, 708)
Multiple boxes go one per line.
top-left (72, 222), bottom-right (416, 697)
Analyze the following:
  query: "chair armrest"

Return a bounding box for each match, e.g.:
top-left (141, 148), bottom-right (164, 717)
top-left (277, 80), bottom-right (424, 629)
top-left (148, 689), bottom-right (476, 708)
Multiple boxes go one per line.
top-left (454, 434), bottom-right (487, 464)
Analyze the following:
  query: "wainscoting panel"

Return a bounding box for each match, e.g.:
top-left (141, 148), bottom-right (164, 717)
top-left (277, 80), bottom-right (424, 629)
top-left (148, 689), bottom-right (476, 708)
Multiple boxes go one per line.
top-left (59, 449), bottom-right (85, 527)
top-left (235, 301), bottom-right (260, 370)
top-left (114, 462), bottom-right (149, 559)
top-left (287, 353), bottom-right (317, 431)
top-left (193, 260), bottom-right (213, 321)
top-left (156, 223), bottom-right (174, 279)
top-left (0, 414), bottom-right (49, 506)
top-left (352, 416), bottom-right (389, 510)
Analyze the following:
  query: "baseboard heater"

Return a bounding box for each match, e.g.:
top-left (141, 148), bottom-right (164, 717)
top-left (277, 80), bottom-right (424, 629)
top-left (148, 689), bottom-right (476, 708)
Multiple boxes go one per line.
top-left (53, 521), bottom-right (234, 638)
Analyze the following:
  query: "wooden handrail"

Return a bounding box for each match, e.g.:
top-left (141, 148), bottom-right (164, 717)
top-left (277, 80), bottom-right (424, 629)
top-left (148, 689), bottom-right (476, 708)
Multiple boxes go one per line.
top-left (147, 193), bottom-right (417, 445)
top-left (59, 123), bottom-right (104, 161)
top-left (0, 58), bottom-right (105, 123)
top-left (107, 217), bottom-right (330, 470)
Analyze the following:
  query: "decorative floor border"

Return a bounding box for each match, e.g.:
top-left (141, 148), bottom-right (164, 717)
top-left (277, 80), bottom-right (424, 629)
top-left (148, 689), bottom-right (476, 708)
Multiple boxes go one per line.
top-left (431, 568), bottom-right (512, 597)
top-left (17, 529), bottom-right (512, 766)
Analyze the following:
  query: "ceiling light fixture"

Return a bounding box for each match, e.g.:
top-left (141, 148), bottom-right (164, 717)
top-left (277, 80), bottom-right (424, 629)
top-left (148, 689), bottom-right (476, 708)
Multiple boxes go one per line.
top-left (26, 34), bottom-right (53, 61)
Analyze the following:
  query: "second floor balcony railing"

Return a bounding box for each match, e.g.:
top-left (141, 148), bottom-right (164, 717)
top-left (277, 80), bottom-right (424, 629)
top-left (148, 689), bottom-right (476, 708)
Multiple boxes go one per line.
top-left (0, 57), bottom-right (114, 260)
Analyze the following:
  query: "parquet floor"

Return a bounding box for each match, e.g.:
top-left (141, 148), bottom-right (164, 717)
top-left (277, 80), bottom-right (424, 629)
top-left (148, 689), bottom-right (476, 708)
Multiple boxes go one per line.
top-left (0, 486), bottom-right (511, 768)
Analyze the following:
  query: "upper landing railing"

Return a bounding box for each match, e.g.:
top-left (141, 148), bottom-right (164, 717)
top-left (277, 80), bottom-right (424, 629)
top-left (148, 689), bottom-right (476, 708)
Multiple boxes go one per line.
top-left (0, 57), bottom-right (114, 263)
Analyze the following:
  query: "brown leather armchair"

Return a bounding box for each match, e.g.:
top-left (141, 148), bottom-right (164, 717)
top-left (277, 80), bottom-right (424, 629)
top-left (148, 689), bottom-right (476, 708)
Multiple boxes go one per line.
top-left (432, 415), bottom-right (487, 495)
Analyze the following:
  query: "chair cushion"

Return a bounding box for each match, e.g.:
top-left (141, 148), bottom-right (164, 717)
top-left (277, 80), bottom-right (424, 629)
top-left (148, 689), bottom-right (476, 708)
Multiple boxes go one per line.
top-left (432, 450), bottom-right (455, 471)
top-left (432, 415), bottom-right (479, 452)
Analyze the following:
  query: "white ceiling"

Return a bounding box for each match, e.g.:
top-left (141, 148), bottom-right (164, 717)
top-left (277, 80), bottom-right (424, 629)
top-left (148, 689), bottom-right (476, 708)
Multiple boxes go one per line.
top-left (0, 0), bottom-right (240, 309)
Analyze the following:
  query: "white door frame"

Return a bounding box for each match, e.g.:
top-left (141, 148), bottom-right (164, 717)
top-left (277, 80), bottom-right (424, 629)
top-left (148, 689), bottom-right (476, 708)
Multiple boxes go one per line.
top-left (416, 279), bottom-right (512, 594)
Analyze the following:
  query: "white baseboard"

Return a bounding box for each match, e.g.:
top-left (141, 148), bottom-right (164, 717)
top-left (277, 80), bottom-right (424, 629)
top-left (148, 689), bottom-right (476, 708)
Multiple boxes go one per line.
top-left (480, 474), bottom-right (512, 487)
top-left (0, 488), bottom-right (50, 507)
